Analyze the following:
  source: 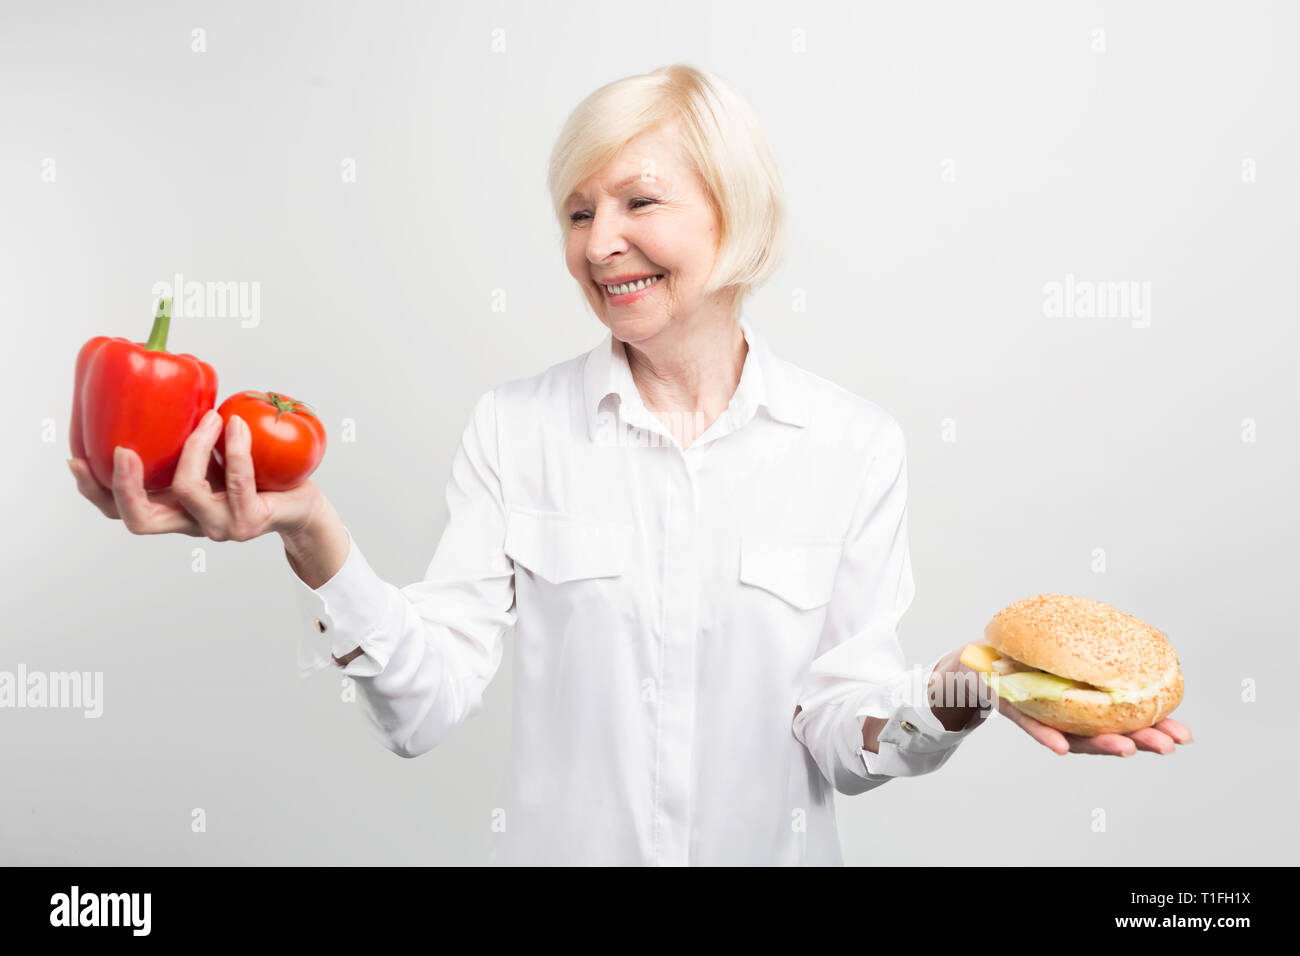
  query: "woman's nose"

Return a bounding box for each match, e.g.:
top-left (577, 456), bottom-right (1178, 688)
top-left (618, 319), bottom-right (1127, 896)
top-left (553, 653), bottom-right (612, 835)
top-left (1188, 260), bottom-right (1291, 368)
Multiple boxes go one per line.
top-left (586, 209), bottom-right (628, 262)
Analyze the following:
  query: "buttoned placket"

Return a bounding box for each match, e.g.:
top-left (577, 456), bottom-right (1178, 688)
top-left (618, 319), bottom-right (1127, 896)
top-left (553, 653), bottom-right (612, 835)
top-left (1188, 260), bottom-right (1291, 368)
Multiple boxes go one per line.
top-left (652, 440), bottom-right (696, 865)
top-left (617, 406), bottom-right (680, 866)
top-left (632, 360), bottom-right (764, 864)
top-left (619, 397), bottom-right (724, 866)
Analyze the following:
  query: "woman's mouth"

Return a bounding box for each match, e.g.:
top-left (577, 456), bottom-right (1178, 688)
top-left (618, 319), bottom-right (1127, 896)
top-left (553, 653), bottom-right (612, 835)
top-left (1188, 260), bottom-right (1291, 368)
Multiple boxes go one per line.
top-left (601, 273), bottom-right (664, 305)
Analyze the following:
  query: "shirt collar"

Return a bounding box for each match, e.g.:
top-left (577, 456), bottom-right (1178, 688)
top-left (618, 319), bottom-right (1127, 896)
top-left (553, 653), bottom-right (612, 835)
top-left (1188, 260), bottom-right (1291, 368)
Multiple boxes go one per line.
top-left (582, 316), bottom-right (811, 442)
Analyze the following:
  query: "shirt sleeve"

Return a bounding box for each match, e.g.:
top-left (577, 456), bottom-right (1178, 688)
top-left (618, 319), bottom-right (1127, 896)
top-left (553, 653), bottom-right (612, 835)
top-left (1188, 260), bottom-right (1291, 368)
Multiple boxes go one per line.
top-left (791, 414), bottom-right (980, 795)
top-left (292, 388), bottom-right (517, 759)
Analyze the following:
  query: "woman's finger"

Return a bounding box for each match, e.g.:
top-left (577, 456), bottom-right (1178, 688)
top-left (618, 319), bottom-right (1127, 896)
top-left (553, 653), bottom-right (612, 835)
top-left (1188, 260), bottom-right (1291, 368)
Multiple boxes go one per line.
top-left (1127, 726), bottom-right (1176, 754)
top-left (998, 697), bottom-right (1185, 757)
top-left (69, 457), bottom-right (121, 519)
top-left (998, 698), bottom-right (1069, 754)
top-left (110, 446), bottom-right (151, 531)
top-left (111, 447), bottom-right (202, 536)
top-left (1065, 732), bottom-right (1136, 756)
top-left (170, 410), bottom-right (229, 534)
top-left (1154, 717), bottom-right (1193, 744)
top-left (220, 415), bottom-right (261, 537)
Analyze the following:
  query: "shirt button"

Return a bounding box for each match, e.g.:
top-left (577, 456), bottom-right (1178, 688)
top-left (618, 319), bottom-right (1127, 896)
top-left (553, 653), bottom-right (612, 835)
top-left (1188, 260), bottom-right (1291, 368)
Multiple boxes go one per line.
top-left (314, 618), bottom-right (328, 634)
top-left (899, 720), bottom-right (918, 733)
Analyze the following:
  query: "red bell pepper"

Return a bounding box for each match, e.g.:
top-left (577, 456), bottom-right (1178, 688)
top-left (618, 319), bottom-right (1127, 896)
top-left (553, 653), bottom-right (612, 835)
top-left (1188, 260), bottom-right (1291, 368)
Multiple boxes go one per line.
top-left (70, 297), bottom-right (218, 492)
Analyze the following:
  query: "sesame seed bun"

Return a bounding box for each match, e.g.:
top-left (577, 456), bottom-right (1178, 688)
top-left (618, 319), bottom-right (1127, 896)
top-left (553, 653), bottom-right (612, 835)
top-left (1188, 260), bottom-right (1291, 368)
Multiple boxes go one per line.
top-left (984, 594), bottom-right (1183, 737)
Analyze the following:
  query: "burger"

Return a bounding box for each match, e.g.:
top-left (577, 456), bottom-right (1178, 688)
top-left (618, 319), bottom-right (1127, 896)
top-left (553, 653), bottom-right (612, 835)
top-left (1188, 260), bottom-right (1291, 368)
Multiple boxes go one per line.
top-left (961, 594), bottom-right (1184, 737)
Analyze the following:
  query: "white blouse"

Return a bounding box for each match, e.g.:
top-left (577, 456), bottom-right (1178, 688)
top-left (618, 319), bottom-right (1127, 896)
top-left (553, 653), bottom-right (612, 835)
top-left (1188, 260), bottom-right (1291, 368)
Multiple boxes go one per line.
top-left (295, 316), bottom-right (979, 865)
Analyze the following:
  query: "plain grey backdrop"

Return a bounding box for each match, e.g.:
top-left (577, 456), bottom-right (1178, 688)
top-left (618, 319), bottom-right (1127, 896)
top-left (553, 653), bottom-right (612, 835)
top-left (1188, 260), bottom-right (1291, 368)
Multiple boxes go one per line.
top-left (2, 0), bottom-right (1296, 865)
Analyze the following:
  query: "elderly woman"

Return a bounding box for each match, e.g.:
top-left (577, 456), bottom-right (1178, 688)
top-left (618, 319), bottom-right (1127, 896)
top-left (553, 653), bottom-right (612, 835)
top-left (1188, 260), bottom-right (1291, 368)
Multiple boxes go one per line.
top-left (71, 64), bottom-right (1192, 866)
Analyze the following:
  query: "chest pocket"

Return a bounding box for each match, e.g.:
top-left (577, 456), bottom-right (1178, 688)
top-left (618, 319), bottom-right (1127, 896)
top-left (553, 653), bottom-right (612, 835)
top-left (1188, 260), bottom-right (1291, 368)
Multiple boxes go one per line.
top-left (738, 535), bottom-right (845, 610)
top-left (504, 505), bottom-right (632, 583)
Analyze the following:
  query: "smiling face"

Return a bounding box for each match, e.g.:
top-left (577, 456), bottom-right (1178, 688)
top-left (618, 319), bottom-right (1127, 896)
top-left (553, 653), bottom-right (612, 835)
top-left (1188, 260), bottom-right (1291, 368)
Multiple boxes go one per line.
top-left (564, 123), bottom-right (731, 344)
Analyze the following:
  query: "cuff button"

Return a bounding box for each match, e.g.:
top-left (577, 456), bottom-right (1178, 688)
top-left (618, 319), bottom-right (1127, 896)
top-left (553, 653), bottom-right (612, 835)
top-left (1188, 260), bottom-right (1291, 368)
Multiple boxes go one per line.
top-left (314, 618), bottom-right (328, 634)
top-left (899, 720), bottom-right (918, 733)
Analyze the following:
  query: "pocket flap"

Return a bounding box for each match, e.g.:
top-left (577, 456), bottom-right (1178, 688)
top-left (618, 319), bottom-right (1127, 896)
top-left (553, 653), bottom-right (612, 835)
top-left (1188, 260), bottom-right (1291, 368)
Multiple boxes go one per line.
top-left (504, 506), bottom-right (632, 584)
top-left (739, 535), bottom-right (844, 610)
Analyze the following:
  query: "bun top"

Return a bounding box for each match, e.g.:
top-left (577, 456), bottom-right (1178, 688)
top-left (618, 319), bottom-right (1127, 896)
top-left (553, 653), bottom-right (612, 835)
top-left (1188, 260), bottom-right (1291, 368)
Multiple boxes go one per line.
top-left (985, 594), bottom-right (1178, 690)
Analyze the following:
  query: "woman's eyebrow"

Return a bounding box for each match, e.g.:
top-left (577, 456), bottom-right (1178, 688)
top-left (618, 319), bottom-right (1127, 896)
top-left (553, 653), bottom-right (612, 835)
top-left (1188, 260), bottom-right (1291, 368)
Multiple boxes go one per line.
top-left (567, 173), bottom-right (669, 204)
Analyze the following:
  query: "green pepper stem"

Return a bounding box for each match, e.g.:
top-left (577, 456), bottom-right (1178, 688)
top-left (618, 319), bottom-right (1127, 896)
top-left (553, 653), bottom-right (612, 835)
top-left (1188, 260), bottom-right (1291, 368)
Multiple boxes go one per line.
top-left (144, 297), bottom-right (173, 351)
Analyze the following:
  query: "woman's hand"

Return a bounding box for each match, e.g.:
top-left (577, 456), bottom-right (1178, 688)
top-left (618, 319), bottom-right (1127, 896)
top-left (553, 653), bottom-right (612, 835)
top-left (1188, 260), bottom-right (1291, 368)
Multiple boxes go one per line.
top-left (997, 697), bottom-right (1193, 756)
top-left (69, 409), bottom-right (323, 542)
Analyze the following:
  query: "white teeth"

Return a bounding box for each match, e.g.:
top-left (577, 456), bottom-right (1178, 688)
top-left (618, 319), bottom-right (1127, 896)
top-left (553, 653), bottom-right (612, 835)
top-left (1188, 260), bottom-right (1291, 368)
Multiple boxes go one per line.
top-left (604, 275), bottom-right (661, 296)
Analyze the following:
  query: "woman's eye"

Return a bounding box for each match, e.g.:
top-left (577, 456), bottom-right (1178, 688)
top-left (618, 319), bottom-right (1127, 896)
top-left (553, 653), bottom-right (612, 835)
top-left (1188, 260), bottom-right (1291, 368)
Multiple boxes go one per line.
top-left (569, 198), bottom-right (657, 224)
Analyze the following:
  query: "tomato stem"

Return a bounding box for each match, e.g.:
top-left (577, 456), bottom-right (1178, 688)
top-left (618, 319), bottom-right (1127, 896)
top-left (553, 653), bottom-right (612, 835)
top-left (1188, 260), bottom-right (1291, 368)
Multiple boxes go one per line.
top-left (144, 297), bottom-right (173, 352)
top-left (247, 389), bottom-right (319, 423)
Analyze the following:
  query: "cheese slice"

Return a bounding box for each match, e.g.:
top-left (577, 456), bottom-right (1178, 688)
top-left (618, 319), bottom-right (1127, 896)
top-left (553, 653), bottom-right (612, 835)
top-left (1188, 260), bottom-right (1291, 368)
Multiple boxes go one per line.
top-left (960, 643), bottom-right (1000, 673)
top-left (961, 642), bottom-right (1139, 703)
top-left (982, 670), bottom-right (1090, 702)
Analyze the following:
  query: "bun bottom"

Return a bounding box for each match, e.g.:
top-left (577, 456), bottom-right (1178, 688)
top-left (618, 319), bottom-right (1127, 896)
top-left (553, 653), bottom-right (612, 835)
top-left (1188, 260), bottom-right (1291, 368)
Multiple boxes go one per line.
top-left (1007, 671), bottom-right (1184, 737)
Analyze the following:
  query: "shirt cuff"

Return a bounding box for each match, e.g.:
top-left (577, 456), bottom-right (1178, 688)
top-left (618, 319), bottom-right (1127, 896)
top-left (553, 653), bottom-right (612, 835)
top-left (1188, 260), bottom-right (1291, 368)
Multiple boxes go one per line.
top-left (293, 526), bottom-right (393, 678)
top-left (855, 654), bottom-right (982, 777)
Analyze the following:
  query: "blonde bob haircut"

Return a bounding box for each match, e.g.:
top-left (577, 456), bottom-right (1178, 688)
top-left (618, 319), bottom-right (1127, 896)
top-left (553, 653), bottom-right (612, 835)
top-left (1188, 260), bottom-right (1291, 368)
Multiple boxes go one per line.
top-left (547, 64), bottom-right (787, 313)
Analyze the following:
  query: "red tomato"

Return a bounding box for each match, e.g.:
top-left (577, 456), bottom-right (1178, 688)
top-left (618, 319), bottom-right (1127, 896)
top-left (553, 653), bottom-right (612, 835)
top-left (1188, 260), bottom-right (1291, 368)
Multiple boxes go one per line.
top-left (211, 390), bottom-right (326, 491)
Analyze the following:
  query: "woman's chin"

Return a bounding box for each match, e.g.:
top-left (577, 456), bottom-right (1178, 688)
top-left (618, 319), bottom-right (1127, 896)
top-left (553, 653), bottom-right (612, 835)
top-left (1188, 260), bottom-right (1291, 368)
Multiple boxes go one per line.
top-left (602, 311), bottom-right (667, 339)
